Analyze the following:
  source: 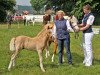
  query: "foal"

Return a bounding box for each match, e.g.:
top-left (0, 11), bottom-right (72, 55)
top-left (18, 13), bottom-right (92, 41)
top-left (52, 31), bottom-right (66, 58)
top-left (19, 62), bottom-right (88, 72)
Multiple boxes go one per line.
top-left (8, 24), bottom-right (53, 72)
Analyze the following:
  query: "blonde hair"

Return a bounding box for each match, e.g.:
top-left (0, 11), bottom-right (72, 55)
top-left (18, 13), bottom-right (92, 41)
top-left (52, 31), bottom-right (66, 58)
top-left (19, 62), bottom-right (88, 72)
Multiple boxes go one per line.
top-left (56, 10), bottom-right (65, 16)
top-left (83, 4), bottom-right (92, 10)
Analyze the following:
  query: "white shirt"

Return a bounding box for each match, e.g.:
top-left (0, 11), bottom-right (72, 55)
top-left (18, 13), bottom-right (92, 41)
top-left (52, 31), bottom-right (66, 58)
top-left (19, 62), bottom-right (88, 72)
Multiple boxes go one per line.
top-left (82, 15), bottom-right (95, 25)
top-left (52, 20), bottom-right (72, 38)
top-left (87, 15), bottom-right (95, 25)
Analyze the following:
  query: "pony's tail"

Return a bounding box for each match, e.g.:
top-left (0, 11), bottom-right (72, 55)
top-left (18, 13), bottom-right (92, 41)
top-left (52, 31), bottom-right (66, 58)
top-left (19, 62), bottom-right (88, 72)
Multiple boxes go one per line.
top-left (10, 38), bottom-right (16, 51)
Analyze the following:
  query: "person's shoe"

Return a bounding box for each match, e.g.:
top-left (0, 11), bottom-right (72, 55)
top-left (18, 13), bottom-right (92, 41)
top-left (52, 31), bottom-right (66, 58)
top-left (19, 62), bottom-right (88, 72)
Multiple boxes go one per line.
top-left (57, 63), bottom-right (63, 66)
top-left (68, 63), bottom-right (73, 67)
top-left (85, 63), bottom-right (91, 67)
top-left (83, 60), bottom-right (86, 64)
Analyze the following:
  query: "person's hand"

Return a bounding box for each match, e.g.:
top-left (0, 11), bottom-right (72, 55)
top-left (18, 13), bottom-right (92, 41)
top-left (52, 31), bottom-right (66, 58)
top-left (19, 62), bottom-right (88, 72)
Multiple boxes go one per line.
top-left (79, 28), bottom-right (83, 31)
top-left (78, 24), bottom-right (84, 27)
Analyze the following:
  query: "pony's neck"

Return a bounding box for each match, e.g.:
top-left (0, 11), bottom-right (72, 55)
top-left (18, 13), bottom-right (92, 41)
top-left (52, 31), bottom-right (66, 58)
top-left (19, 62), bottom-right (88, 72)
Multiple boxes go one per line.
top-left (37, 28), bottom-right (46, 37)
top-left (36, 29), bottom-right (49, 45)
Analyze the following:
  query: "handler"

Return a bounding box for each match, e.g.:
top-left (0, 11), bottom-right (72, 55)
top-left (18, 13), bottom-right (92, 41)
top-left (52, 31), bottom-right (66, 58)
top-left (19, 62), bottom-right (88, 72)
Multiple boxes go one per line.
top-left (79, 4), bottom-right (94, 66)
top-left (53, 10), bottom-right (72, 65)
top-left (6, 12), bottom-right (13, 29)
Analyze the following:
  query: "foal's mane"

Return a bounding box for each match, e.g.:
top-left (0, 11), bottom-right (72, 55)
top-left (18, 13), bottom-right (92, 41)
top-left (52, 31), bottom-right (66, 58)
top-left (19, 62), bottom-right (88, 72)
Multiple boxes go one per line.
top-left (37, 25), bottom-right (50, 38)
top-left (37, 28), bottom-right (46, 37)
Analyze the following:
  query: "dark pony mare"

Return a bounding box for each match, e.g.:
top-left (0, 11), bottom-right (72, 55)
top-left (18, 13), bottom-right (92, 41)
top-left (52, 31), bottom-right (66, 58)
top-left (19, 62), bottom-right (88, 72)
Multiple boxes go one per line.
top-left (43, 14), bottom-right (51, 25)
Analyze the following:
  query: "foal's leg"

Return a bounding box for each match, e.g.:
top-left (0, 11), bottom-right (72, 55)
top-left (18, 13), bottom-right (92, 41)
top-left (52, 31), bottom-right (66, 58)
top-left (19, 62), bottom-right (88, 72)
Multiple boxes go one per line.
top-left (52, 42), bottom-right (58, 62)
top-left (37, 50), bottom-right (45, 72)
top-left (45, 41), bottom-right (51, 58)
top-left (26, 20), bottom-right (28, 26)
top-left (17, 21), bottom-right (19, 28)
top-left (12, 59), bottom-right (15, 67)
top-left (8, 50), bottom-right (19, 71)
top-left (45, 45), bottom-right (49, 58)
top-left (32, 20), bottom-right (35, 26)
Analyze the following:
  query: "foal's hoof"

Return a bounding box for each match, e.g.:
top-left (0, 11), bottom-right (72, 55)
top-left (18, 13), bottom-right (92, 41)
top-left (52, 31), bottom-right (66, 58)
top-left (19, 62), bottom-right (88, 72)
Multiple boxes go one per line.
top-left (45, 56), bottom-right (48, 59)
top-left (8, 68), bottom-right (11, 71)
top-left (51, 60), bottom-right (54, 62)
top-left (42, 69), bottom-right (45, 72)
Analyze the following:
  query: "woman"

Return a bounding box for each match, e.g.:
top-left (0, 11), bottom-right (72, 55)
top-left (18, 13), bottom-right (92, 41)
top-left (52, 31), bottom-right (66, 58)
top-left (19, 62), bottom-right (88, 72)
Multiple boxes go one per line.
top-left (53, 10), bottom-right (72, 65)
top-left (79, 4), bottom-right (94, 66)
top-left (6, 12), bottom-right (13, 29)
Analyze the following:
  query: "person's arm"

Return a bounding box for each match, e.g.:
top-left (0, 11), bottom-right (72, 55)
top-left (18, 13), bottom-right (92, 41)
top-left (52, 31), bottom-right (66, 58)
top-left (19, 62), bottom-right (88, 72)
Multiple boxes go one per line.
top-left (79, 19), bottom-right (84, 27)
top-left (79, 24), bottom-right (90, 31)
top-left (66, 20), bottom-right (73, 32)
top-left (79, 23), bottom-right (84, 27)
top-left (80, 15), bottom-right (94, 31)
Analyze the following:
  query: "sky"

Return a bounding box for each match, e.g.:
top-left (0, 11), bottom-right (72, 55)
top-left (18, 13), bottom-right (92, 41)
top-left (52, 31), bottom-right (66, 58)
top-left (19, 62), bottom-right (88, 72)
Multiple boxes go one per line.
top-left (16, 0), bottom-right (31, 6)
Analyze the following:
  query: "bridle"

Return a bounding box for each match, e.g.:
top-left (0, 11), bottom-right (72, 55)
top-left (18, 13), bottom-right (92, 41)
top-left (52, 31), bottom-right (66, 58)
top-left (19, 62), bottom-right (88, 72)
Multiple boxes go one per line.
top-left (71, 24), bottom-right (78, 29)
top-left (69, 21), bottom-right (79, 39)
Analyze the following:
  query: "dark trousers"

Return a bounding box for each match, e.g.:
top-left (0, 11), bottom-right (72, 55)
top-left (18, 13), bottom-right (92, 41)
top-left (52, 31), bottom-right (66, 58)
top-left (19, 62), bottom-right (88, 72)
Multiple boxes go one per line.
top-left (58, 35), bottom-right (72, 64)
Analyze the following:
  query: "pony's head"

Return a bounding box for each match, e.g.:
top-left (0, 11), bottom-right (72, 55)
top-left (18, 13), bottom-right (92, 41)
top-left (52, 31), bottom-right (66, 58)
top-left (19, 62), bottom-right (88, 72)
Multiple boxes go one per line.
top-left (44, 22), bottom-right (54, 29)
top-left (64, 15), bottom-right (79, 32)
top-left (44, 23), bottom-right (54, 38)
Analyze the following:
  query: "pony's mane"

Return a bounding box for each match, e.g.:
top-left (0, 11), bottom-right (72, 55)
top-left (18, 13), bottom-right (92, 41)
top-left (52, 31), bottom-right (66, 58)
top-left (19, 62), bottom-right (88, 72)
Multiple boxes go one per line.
top-left (37, 24), bottom-right (53, 37)
top-left (37, 25), bottom-right (50, 37)
top-left (37, 28), bottom-right (46, 37)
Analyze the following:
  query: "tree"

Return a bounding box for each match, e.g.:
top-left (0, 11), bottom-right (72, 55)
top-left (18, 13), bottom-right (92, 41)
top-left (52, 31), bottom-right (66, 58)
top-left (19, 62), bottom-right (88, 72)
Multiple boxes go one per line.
top-left (47, 0), bottom-right (76, 14)
top-left (31, 0), bottom-right (100, 25)
top-left (0, 0), bottom-right (15, 22)
top-left (71, 0), bottom-right (99, 19)
top-left (31, 0), bottom-right (46, 14)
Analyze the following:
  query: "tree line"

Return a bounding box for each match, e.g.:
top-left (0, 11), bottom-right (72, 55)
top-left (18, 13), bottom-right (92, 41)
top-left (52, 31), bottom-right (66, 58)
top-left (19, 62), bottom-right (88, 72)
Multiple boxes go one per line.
top-left (0, 0), bottom-right (15, 22)
top-left (31, 0), bottom-right (100, 25)
top-left (0, 0), bottom-right (100, 25)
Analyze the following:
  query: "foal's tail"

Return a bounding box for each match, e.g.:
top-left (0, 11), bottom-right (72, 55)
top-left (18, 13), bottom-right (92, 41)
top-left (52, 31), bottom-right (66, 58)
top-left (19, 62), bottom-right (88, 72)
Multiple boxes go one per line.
top-left (10, 37), bottom-right (16, 51)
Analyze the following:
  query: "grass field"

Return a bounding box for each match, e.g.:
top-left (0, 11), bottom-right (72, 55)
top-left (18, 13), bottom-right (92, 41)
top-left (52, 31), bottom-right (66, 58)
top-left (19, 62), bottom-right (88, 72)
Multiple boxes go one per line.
top-left (0, 23), bottom-right (100, 75)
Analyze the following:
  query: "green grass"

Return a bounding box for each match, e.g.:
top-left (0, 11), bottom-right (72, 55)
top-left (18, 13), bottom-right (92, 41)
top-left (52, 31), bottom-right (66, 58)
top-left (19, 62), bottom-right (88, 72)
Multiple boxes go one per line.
top-left (0, 23), bottom-right (100, 75)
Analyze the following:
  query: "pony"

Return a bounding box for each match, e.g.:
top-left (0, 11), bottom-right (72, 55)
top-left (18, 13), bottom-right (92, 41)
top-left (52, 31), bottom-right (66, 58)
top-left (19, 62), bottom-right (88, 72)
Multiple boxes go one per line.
top-left (12, 14), bottom-right (23, 28)
top-left (8, 24), bottom-right (54, 72)
top-left (64, 15), bottom-right (79, 32)
top-left (23, 14), bottom-right (35, 26)
top-left (43, 14), bottom-right (51, 25)
top-left (45, 15), bottom-right (80, 62)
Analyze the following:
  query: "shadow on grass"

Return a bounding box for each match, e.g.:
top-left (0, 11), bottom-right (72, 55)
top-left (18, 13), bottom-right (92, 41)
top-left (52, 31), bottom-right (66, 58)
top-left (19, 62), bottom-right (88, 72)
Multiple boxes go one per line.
top-left (93, 58), bottom-right (100, 65)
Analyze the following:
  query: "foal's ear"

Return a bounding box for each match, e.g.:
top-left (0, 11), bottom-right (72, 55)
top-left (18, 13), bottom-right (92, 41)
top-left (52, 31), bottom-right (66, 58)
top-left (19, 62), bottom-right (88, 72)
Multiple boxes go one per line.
top-left (45, 24), bottom-right (54, 29)
top-left (48, 24), bottom-right (54, 29)
top-left (44, 25), bottom-right (50, 30)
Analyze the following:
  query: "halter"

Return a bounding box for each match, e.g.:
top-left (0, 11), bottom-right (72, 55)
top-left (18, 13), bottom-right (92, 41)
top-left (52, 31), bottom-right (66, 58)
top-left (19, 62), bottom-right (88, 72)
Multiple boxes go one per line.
top-left (71, 25), bottom-right (77, 29)
top-left (70, 22), bottom-right (79, 39)
top-left (69, 20), bottom-right (77, 29)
